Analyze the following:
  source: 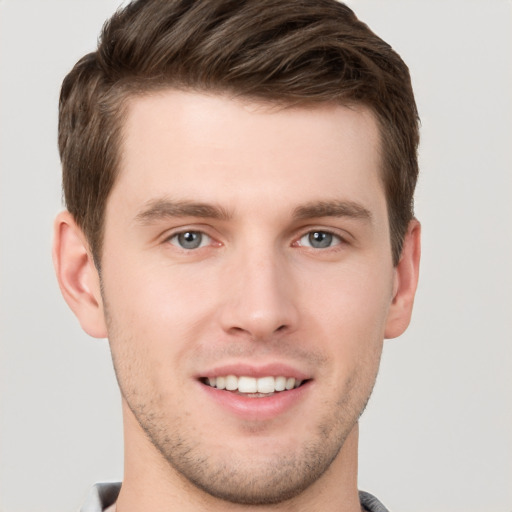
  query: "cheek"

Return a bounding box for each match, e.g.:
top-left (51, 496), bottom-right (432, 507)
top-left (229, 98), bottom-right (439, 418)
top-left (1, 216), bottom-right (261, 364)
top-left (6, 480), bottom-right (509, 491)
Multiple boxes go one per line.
top-left (103, 251), bottom-right (217, 321)
top-left (300, 263), bottom-right (391, 368)
top-left (303, 261), bottom-right (393, 327)
top-left (101, 256), bottom-right (222, 379)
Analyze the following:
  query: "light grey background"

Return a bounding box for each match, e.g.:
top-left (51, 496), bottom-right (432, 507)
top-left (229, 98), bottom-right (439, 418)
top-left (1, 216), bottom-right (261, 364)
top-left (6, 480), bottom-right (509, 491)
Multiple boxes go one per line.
top-left (1, 1), bottom-right (511, 511)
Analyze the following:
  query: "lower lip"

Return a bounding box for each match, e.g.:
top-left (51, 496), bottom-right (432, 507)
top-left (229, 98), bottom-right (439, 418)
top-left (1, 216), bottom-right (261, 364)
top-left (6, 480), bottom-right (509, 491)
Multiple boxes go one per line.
top-left (199, 381), bottom-right (312, 421)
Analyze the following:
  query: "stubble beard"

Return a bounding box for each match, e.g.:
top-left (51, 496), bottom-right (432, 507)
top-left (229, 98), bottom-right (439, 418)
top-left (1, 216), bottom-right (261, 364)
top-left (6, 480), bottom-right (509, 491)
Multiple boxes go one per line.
top-left (129, 401), bottom-right (348, 505)
top-left (104, 301), bottom-right (381, 506)
top-left (117, 368), bottom-right (378, 506)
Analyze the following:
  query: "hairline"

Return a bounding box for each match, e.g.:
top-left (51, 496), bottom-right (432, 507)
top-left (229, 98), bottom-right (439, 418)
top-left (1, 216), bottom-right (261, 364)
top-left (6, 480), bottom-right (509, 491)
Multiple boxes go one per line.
top-left (88, 84), bottom-right (393, 269)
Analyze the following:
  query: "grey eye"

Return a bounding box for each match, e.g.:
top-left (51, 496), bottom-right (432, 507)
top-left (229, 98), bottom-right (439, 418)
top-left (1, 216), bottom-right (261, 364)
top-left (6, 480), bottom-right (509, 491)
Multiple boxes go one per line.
top-left (169, 231), bottom-right (210, 249)
top-left (299, 231), bottom-right (340, 249)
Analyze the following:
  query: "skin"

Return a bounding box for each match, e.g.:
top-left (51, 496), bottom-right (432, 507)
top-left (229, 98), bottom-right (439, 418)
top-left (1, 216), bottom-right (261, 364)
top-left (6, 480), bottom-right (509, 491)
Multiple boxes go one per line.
top-left (53, 90), bottom-right (420, 512)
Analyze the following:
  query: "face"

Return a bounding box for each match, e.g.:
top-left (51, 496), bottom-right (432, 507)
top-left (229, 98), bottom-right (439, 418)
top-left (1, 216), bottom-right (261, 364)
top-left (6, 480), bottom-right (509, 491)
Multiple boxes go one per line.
top-left (100, 91), bottom-right (396, 504)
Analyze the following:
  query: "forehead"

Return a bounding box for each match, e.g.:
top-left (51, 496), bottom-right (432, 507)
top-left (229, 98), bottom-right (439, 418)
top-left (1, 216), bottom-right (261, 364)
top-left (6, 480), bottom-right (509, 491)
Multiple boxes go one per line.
top-left (112, 90), bottom-right (384, 219)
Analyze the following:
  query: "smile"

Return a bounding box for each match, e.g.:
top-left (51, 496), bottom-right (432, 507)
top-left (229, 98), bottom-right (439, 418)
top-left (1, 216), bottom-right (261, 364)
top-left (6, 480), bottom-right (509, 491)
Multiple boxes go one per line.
top-left (203, 375), bottom-right (304, 394)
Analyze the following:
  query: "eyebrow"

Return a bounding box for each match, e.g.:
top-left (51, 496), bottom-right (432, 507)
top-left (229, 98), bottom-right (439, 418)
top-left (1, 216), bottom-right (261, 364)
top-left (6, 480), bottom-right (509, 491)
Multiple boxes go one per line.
top-left (293, 200), bottom-right (373, 222)
top-left (134, 198), bottom-right (232, 224)
top-left (134, 197), bottom-right (372, 225)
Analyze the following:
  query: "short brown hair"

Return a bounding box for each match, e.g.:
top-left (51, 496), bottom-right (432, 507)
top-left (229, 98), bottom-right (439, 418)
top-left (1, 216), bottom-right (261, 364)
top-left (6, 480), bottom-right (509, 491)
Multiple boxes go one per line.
top-left (59, 0), bottom-right (419, 266)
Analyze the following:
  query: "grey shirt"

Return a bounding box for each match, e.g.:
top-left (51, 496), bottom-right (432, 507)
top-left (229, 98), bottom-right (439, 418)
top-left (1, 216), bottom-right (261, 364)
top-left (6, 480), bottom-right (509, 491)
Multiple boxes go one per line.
top-left (80, 482), bottom-right (390, 512)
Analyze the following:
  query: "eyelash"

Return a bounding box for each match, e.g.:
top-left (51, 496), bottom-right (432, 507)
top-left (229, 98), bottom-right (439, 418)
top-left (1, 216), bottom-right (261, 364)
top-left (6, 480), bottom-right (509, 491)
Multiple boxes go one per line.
top-left (295, 229), bottom-right (345, 250)
top-left (165, 227), bottom-right (348, 252)
top-left (166, 230), bottom-right (214, 250)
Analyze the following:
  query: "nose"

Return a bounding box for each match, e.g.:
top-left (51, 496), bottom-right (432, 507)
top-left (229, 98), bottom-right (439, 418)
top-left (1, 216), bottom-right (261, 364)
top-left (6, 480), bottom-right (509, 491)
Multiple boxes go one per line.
top-left (219, 246), bottom-right (299, 340)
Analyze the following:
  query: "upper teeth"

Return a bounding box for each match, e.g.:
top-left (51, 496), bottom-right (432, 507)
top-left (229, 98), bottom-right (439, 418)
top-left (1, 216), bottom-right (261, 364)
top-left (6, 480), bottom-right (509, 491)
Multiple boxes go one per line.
top-left (206, 376), bottom-right (301, 393)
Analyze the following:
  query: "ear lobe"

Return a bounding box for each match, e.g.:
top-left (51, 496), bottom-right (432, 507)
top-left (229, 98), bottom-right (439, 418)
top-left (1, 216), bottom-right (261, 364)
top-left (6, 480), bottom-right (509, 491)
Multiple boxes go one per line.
top-left (384, 219), bottom-right (421, 339)
top-left (52, 211), bottom-right (107, 338)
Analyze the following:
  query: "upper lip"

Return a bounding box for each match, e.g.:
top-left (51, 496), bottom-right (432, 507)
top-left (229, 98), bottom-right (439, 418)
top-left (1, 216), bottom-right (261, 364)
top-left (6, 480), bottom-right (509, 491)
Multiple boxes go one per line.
top-left (197, 362), bottom-right (311, 380)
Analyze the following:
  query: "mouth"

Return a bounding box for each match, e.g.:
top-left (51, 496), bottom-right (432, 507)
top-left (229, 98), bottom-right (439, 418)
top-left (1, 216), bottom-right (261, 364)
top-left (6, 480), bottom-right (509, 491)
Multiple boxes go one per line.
top-left (200, 375), bottom-right (308, 397)
top-left (198, 367), bottom-right (312, 419)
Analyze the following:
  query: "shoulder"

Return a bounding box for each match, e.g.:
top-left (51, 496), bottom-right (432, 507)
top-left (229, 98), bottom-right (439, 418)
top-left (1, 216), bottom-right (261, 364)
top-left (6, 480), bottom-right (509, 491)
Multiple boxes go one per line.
top-left (79, 482), bottom-right (121, 512)
top-left (359, 490), bottom-right (390, 512)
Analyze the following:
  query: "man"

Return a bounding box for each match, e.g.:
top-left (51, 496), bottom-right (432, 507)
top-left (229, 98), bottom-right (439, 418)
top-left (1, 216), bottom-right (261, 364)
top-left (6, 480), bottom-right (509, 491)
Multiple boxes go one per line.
top-left (53, 1), bottom-right (420, 511)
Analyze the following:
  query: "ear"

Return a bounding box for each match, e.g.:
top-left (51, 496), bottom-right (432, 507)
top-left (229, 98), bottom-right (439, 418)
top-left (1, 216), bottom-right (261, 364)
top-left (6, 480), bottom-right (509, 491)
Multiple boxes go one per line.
top-left (52, 210), bottom-right (107, 338)
top-left (384, 219), bottom-right (421, 339)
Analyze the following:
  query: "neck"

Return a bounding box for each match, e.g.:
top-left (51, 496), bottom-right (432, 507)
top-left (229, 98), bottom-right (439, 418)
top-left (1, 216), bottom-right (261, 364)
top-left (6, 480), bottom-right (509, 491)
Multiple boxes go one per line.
top-left (116, 400), bottom-right (362, 512)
